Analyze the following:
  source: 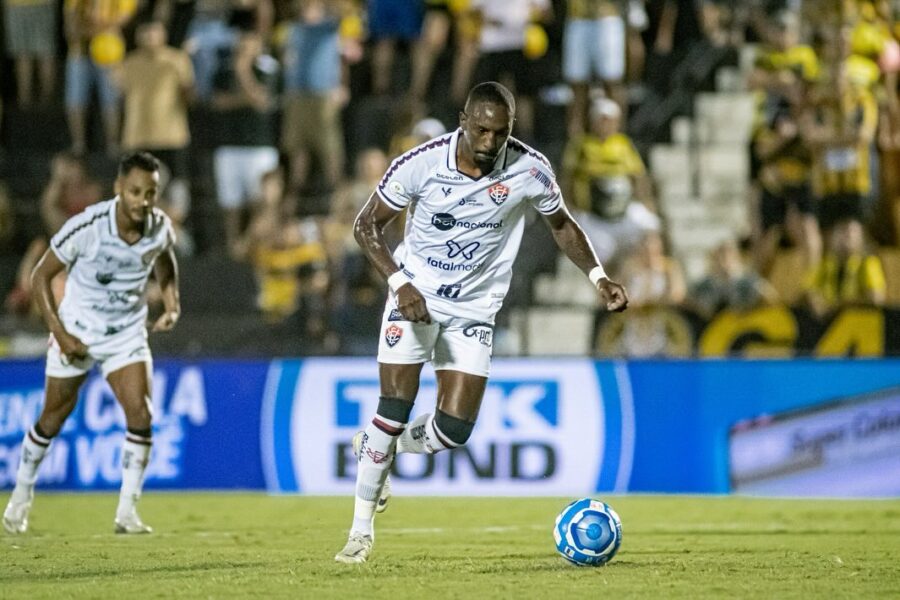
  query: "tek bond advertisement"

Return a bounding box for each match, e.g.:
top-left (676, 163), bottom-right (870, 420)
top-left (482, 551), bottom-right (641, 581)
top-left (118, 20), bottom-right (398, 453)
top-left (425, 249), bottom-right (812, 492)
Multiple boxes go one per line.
top-left (261, 358), bottom-right (635, 496)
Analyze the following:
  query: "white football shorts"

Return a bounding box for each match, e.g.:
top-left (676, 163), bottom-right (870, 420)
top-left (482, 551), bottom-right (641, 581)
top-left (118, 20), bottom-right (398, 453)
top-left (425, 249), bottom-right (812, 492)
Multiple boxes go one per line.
top-left (376, 296), bottom-right (494, 378)
top-left (46, 330), bottom-right (152, 379)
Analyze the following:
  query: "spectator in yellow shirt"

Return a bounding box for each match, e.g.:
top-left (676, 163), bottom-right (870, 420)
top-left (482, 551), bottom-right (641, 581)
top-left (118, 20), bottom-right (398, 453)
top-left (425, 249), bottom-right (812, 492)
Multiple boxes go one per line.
top-left (804, 217), bottom-right (886, 318)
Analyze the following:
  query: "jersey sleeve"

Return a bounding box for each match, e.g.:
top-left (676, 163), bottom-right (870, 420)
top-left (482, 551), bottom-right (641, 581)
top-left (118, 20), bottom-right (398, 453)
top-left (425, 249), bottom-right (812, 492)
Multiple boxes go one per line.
top-left (50, 212), bottom-right (95, 267)
top-left (528, 164), bottom-right (563, 215)
top-left (375, 151), bottom-right (426, 210)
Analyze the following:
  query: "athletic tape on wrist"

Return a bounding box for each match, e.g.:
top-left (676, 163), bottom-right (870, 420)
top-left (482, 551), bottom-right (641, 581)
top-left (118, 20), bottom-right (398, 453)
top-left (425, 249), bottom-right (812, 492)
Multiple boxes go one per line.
top-left (387, 270), bottom-right (411, 293)
top-left (588, 265), bottom-right (607, 287)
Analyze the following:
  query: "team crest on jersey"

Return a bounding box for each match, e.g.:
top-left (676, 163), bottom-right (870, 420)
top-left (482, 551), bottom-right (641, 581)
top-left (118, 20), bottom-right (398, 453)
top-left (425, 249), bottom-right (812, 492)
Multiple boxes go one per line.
top-left (385, 324), bottom-right (403, 347)
top-left (488, 183), bottom-right (510, 205)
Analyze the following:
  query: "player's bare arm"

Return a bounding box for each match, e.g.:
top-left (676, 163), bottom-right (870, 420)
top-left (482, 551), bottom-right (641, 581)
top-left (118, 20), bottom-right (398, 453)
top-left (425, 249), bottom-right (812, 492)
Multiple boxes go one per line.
top-left (31, 248), bottom-right (88, 361)
top-left (151, 247), bottom-right (181, 332)
top-left (354, 193), bottom-right (431, 323)
top-left (543, 206), bottom-right (629, 312)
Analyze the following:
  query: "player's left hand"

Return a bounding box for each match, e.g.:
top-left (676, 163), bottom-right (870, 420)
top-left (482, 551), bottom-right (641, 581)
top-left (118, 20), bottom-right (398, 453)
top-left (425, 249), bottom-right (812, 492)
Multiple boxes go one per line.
top-left (597, 278), bottom-right (628, 312)
top-left (151, 310), bottom-right (180, 332)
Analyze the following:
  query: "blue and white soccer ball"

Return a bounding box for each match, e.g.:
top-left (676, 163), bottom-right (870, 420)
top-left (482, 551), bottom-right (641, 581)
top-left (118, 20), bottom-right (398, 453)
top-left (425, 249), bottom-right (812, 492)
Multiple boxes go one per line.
top-left (553, 498), bottom-right (622, 566)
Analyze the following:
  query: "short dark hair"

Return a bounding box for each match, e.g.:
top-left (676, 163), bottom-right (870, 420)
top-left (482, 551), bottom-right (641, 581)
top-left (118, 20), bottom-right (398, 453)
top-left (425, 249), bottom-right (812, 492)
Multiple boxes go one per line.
top-left (465, 81), bottom-right (516, 115)
top-left (118, 151), bottom-right (160, 178)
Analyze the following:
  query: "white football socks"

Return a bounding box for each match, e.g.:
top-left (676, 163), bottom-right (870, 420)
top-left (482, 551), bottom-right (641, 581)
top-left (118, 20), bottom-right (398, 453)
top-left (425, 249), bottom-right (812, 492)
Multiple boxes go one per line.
top-left (350, 417), bottom-right (403, 536)
top-left (11, 426), bottom-right (51, 503)
top-left (117, 434), bottom-right (152, 517)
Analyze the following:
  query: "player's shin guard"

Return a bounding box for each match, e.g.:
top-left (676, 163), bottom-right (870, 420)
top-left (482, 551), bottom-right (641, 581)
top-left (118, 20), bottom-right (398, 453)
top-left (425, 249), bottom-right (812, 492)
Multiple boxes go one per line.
top-left (11, 425), bottom-right (52, 503)
top-left (350, 397), bottom-right (412, 536)
top-left (117, 428), bottom-right (152, 517)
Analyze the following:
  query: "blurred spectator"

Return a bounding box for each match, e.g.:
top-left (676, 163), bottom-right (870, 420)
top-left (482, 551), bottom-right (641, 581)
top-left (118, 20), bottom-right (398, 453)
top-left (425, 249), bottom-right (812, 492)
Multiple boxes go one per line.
top-left (409, 0), bottom-right (458, 103)
top-left (804, 217), bottom-right (886, 319)
top-left (690, 238), bottom-right (778, 319)
top-left (323, 147), bottom-right (388, 268)
top-left (612, 230), bottom-right (686, 357)
top-left (280, 0), bottom-right (346, 200)
top-left (388, 115), bottom-right (447, 158)
top-left (562, 97), bottom-right (659, 270)
top-left (239, 169), bottom-right (330, 331)
top-left (323, 148), bottom-right (388, 353)
top-left (210, 31), bottom-right (280, 255)
top-left (752, 98), bottom-right (821, 275)
top-left (146, 0), bottom-right (197, 48)
top-left (563, 0), bottom-right (627, 135)
top-left (802, 58), bottom-right (878, 232)
top-left (40, 152), bottom-right (103, 235)
top-left (470, 0), bottom-right (551, 141)
top-left (748, 9), bottom-right (819, 106)
top-left (116, 21), bottom-right (196, 235)
top-left (183, 0), bottom-right (238, 101)
top-left (64, 0), bottom-right (139, 154)
top-left (4, 0), bottom-right (57, 108)
top-left (367, 0), bottom-right (424, 95)
top-left (5, 154), bottom-right (102, 318)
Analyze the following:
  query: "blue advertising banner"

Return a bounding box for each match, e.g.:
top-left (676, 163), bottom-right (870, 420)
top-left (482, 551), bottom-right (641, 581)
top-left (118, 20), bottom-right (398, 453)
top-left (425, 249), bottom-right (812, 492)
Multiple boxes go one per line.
top-left (0, 359), bottom-right (269, 491)
top-left (2, 357), bottom-right (899, 496)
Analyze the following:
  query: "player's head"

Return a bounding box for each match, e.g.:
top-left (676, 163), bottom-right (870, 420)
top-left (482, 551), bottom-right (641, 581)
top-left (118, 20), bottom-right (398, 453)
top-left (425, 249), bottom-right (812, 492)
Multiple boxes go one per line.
top-left (460, 82), bottom-right (515, 169)
top-left (115, 151), bottom-right (161, 226)
top-left (589, 97), bottom-right (622, 138)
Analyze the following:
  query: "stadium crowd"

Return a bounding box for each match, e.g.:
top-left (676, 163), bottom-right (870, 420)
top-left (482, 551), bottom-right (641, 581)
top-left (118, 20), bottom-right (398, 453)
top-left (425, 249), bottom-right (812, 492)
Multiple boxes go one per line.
top-left (0, 0), bottom-right (898, 357)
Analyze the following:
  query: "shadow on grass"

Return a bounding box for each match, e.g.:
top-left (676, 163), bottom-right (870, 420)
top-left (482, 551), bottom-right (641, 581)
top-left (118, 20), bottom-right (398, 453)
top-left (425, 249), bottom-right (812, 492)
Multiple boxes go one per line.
top-left (0, 560), bottom-right (268, 583)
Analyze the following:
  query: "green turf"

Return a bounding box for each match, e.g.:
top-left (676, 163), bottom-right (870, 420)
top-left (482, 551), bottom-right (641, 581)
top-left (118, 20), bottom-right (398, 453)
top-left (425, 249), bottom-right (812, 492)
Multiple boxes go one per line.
top-left (2, 493), bottom-right (899, 598)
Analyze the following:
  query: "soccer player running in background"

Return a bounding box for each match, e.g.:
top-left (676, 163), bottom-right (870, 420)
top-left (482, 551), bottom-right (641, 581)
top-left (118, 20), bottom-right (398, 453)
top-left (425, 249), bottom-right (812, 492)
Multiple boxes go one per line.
top-left (3, 152), bottom-right (180, 535)
top-left (335, 81), bottom-right (628, 563)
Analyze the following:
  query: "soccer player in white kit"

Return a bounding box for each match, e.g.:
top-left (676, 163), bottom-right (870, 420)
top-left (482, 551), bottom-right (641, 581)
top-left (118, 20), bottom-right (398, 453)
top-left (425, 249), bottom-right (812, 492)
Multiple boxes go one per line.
top-left (2, 152), bottom-right (180, 535)
top-left (335, 82), bottom-right (628, 563)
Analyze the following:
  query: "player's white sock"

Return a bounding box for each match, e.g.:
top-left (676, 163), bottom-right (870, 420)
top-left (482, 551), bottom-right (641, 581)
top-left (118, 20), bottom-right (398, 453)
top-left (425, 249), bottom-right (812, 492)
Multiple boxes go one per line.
top-left (351, 416), bottom-right (403, 536)
top-left (396, 413), bottom-right (430, 454)
top-left (117, 430), bottom-right (152, 518)
top-left (10, 426), bottom-right (52, 503)
top-left (396, 412), bottom-right (460, 454)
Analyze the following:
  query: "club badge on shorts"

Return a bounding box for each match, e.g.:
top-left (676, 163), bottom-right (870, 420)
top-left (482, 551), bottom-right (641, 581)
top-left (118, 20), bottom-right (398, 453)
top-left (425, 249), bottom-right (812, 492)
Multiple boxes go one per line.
top-left (384, 324), bottom-right (403, 347)
top-left (487, 183), bottom-right (510, 206)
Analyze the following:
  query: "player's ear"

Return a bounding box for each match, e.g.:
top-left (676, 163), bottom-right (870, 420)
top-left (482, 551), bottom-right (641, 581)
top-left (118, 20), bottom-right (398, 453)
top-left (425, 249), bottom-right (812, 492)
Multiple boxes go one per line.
top-left (113, 176), bottom-right (122, 196)
top-left (459, 110), bottom-right (467, 128)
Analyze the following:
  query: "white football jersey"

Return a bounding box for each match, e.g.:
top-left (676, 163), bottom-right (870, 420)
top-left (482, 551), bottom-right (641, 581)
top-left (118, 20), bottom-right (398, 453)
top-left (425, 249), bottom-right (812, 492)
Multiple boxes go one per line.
top-left (377, 128), bottom-right (562, 322)
top-left (50, 198), bottom-right (176, 346)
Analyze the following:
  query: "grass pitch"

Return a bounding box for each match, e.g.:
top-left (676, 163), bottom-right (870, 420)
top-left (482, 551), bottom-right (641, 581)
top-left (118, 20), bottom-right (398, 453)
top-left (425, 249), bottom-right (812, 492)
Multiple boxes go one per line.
top-left (2, 493), bottom-right (899, 599)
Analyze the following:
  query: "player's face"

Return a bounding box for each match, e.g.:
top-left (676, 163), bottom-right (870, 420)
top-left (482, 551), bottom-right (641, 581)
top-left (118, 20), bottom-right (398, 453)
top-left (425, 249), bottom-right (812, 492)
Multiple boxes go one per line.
top-left (460, 101), bottom-right (513, 169)
top-left (115, 167), bottom-right (160, 225)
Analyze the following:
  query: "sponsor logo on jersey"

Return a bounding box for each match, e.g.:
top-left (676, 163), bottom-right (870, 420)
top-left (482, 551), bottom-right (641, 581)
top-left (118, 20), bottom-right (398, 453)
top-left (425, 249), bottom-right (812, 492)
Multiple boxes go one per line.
top-left (458, 197), bottom-right (482, 206)
top-left (436, 172), bottom-right (465, 181)
top-left (426, 257), bottom-right (483, 272)
top-left (431, 213), bottom-right (502, 232)
top-left (384, 324), bottom-right (403, 347)
top-left (463, 322), bottom-right (493, 347)
top-left (446, 238), bottom-right (480, 260)
top-left (95, 272), bottom-right (114, 285)
top-left (488, 183), bottom-right (510, 205)
top-left (387, 309), bottom-right (406, 321)
top-left (436, 283), bottom-right (462, 299)
top-left (529, 166), bottom-right (556, 191)
top-left (441, 186), bottom-right (452, 197)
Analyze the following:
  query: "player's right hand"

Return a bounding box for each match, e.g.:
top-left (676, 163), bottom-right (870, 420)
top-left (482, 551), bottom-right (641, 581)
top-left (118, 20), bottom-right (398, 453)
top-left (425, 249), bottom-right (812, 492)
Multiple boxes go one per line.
top-left (57, 331), bottom-right (89, 363)
top-left (396, 284), bottom-right (432, 324)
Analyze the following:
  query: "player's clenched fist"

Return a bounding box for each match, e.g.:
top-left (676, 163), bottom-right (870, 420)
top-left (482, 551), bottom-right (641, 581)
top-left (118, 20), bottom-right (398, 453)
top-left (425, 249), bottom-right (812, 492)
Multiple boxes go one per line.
top-left (57, 331), bottom-right (89, 362)
top-left (395, 284), bottom-right (432, 323)
top-left (151, 310), bottom-right (180, 332)
top-left (597, 279), bottom-right (628, 312)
